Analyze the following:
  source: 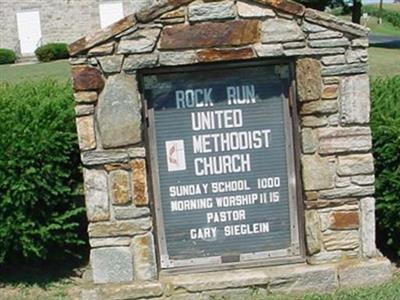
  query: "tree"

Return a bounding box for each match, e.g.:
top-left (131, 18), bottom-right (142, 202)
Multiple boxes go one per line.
top-left (295, 0), bottom-right (331, 11)
top-left (352, 0), bottom-right (362, 24)
top-left (294, 0), bottom-right (363, 25)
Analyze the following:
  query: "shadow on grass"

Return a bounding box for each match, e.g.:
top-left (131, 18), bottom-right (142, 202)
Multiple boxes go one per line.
top-left (371, 41), bottom-right (400, 49)
top-left (0, 247), bottom-right (89, 288)
top-left (0, 203), bottom-right (90, 288)
top-left (377, 230), bottom-right (400, 268)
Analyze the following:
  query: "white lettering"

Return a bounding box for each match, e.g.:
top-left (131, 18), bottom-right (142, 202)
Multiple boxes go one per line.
top-left (194, 154), bottom-right (251, 176)
top-left (206, 210), bottom-right (246, 223)
top-left (227, 85), bottom-right (256, 105)
top-left (176, 88), bottom-right (214, 109)
top-left (190, 227), bottom-right (217, 240)
top-left (191, 109), bottom-right (243, 131)
top-left (224, 222), bottom-right (270, 236)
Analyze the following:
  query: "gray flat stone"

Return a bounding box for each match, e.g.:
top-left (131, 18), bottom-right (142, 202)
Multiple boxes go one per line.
top-left (305, 210), bottom-right (322, 255)
top-left (302, 115), bottom-right (328, 127)
top-left (97, 55), bottom-right (124, 73)
top-left (118, 28), bottom-right (161, 54)
top-left (283, 41), bottom-right (306, 49)
top-left (335, 176), bottom-right (351, 188)
top-left (123, 53), bottom-right (158, 71)
top-left (74, 91), bottom-right (98, 104)
top-left (207, 288), bottom-right (268, 300)
top-left (89, 237), bottom-right (132, 248)
top-left (302, 21), bottom-right (328, 33)
top-left (322, 230), bottom-right (359, 250)
top-left (337, 154), bottom-right (374, 176)
top-left (114, 207), bottom-right (150, 220)
top-left (97, 74), bottom-right (142, 148)
top-left (91, 247), bottom-right (133, 284)
top-left (340, 74), bottom-right (370, 125)
top-left (284, 47), bottom-right (346, 56)
top-left (360, 197), bottom-right (377, 257)
top-left (318, 127), bottom-right (372, 155)
top-left (346, 49), bottom-right (368, 64)
top-left (237, 1), bottom-right (275, 18)
top-left (351, 174), bottom-right (375, 186)
top-left (83, 169), bottom-right (109, 222)
top-left (309, 38), bottom-right (349, 48)
top-left (88, 42), bottom-right (115, 56)
top-left (254, 44), bottom-right (284, 57)
top-left (188, 1), bottom-right (235, 22)
top-left (75, 104), bottom-right (95, 116)
top-left (338, 259), bottom-right (392, 288)
top-left (302, 155), bottom-right (336, 191)
top-left (301, 128), bottom-right (317, 154)
top-left (81, 150), bottom-right (129, 166)
top-left (321, 55), bottom-right (346, 66)
top-left (322, 63), bottom-right (368, 76)
top-left (131, 233), bottom-right (157, 281)
top-left (88, 218), bottom-right (152, 238)
top-left (76, 115), bottom-right (96, 151)
top-left (352, 37), bottom-right (369, 48)
top-left (269, 265), bottom-right (338, 293)
top-left (328, 113), bottom-right (340, 126)
top-left (128, 147), bottom-right (146, 158)
top-left (261, 19), bottom-right (304, 44)
top-left (301, 100), bottom-right (338, 115)
top-left (319, 185), bottom-right (375, 199)
top-left (167, 264), bottom-right (338, 293)
top-left (70, 57), bottom-right (87, 65)
top-left (307, 250), bottom-right (358, 264)
top-left (80, 289), bottom-right (99, 300)
top-left (309, 30), bottom-right (343, 40)
top-left (99, 282), bottom-right (163, 300)
top-left (159, 51), bottom-right (197, 66)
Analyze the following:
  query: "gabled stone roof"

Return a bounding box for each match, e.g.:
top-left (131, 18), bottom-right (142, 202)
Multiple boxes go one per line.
top-left (68, 0), bottom-right (368, 56)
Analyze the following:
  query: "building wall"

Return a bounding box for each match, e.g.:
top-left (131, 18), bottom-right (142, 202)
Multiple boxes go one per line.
top-left (0, 0), bottom-right (154, 54)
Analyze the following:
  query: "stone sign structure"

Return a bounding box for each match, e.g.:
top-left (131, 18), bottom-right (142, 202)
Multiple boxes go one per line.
top-left (68, 1), bottom-right (392, 299)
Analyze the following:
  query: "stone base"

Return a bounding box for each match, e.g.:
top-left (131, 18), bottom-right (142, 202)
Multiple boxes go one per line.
top-left (78, 258), bottom-right (392, 300)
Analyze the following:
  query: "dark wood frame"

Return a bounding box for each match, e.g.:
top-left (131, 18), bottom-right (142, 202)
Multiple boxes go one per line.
top-left (137, 59), bottom-right (306, 274)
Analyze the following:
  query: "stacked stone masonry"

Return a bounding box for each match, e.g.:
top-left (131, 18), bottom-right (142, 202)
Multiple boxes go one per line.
top-left (68, 0), bottom-right (392, 298)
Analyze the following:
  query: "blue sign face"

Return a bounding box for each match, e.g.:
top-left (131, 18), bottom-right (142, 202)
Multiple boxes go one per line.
top-left (143, 63), bottom-right (297, 266)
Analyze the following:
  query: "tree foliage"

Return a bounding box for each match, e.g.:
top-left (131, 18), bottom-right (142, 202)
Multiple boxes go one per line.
top-left (0, 80), bottom-right (86, 264)
top-left (370, 76), bottom-right (400, 258)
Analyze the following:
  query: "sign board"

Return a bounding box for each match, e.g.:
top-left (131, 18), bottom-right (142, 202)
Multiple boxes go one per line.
top-left (142, 62), bottom-right (301, 269)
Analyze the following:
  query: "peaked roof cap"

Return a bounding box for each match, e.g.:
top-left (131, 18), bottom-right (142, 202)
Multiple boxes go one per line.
top-left (68, 0), bottom-right (368, 56)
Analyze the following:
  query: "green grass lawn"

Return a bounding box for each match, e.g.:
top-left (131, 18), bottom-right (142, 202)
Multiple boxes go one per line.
top-left (0, 60), bottom-right (71, 84)
top-left (332, 4), bottom-right (400, 36)
top-left (366, 3), bottom-right (400, 13)
top-left (364, 15), bottom-right (400, 36)
top-left (339, 14), bottom-right (400, 36)
top-left (369, 47), bottom-right (400, 78)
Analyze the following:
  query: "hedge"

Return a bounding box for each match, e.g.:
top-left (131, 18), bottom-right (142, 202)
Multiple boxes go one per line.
top-left (364, 6), bottom-right (400, 28)
top-left (0, 80), bottom-right (85, 264)
top-left (371, 76), bottom-right (400, 258)
top-left (35, 43), bottom-right (69, 62)
top-left (0, 49), bottom-right (17, 65)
